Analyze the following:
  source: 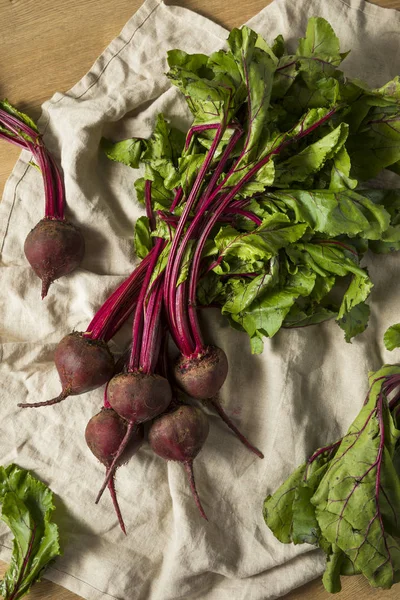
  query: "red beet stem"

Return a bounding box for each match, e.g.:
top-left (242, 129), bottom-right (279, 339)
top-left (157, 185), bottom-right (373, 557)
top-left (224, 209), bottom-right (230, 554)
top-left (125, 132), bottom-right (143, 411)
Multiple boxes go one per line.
top-left (210, 398), bottom-right (264, 459)
top-left (139, 277), bottom-right (164, 374)
top-left (87, 250), bottom-right (152, 341)
top-left (95, 420), bottom-right (137, 504)
top-left (163, 123), bottom-right (225, 338)
top-left (18, 388), bottom-right (70, 409)
top-left (183, 461), bottom-right (208, 521)
top-left (128, 238), bottom-right (165, 372)
top-left (145, 179), bottom-right (156, 231)
top-left (107, 471), bottom-right (127, 535)
top-left (185, 108), bottom-right (339, 353)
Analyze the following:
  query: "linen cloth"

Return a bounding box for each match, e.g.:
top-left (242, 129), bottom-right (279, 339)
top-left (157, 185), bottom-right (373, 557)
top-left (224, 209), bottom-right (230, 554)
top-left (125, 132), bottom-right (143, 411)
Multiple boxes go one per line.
top-left (0, 0), bottom-right (400, 598)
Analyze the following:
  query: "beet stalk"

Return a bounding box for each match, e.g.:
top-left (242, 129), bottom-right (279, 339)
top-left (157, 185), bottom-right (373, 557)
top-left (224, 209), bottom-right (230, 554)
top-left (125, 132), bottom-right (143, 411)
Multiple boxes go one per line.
top-left (95, 234), bottom-right (172, 503)
top-left (0, 102), bottom-right (85, 298)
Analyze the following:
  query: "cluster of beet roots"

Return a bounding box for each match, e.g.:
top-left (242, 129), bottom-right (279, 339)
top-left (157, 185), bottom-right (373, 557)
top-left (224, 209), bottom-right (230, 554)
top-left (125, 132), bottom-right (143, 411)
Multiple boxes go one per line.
top-left (18, 266), bottom-right (263, 532)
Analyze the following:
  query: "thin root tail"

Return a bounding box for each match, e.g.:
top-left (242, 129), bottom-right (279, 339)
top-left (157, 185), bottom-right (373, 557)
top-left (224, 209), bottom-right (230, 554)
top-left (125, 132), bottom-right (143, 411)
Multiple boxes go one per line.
top-left (210, 398), bottom-right (264, 459)
top-left (95, 421), bottom-right (136, 504)
top-left (183, 461), bottom-right (208, 521)
top-left (17, 389), bottom-right (71, 409)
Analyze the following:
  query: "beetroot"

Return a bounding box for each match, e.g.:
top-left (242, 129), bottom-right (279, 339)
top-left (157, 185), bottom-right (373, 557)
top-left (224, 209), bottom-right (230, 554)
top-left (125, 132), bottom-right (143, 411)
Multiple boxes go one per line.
top-left (85, 408), bottom-right (143, 534)
top-left (174, 345), bottom-right (228, 399)
top-left (149, 405), bottom-right (209, 520)
top-left (24, 218), bottom-right (85, 298)
top-left (17, 251), bottom-right (153, 410)
top-left (95, 239), bottom-right (172, 503)
top-left (0, 102), bottom-right (85, 297)
top-left (107, 372), bottom-right (172, 423)
top-left (95, 370), bottom-right (172, 503)
top-left (18, 332), bottom-right (114, 408)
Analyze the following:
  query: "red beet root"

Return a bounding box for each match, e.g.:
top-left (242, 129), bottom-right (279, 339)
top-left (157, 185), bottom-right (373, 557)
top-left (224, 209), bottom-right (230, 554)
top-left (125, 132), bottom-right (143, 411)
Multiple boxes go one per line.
top-left (174, 345), bottom-right (228, 399)
top-left (108, 372), bottom-right (172, 423)
top-left (149, 405), bottom-right (209, 520)
top-left (85, 408), bottom-right (144, 534)
top-left (18, 332), bottom-right (114, 408)
top-left (95, 371), bottom-right (172, 503)
top-left (24, 218), bottom-right (85, 298)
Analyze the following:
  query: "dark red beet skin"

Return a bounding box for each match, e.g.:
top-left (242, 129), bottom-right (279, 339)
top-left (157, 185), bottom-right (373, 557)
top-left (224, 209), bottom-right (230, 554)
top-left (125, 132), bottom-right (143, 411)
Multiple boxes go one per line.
top-left (149, 405), bottom-right (210, 519)
top-left (95, 371), bottom-right (172, 503)
top-left (85, 408), bottom-right (143, 467)
top-left (108, 372), bottom-right (172, 423)
top-left (149, 405), bottom-right (209, 462)
top-left (174, 345), bottom-right (228, 399)
top-left (85, 408), bottom-right (144, 535)
top-left (24, 218), bottom-right (85, 298)
top-left (18, 332), bottom-right (115, 408)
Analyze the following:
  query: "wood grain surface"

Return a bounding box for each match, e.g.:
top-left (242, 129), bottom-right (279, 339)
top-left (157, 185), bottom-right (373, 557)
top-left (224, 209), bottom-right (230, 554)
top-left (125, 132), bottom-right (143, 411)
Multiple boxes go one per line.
top-left (0, 0), bottom-right (399, 599)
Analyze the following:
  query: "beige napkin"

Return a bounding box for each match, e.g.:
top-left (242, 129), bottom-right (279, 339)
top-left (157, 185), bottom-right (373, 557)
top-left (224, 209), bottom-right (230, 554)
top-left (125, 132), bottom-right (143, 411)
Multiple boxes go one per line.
top-left (1, 0), bottom-right (400, 598)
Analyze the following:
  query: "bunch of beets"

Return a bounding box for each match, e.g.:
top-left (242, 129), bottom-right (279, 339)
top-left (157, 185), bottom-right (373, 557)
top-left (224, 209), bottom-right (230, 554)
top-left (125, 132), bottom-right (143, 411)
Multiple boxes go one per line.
top-left (3, 16), bottom-right (400, 533)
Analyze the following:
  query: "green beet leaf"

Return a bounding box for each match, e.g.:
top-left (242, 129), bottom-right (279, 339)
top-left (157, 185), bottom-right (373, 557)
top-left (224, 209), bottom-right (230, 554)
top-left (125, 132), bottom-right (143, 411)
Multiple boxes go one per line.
top-left (134, 216), bottom-right (152, 259)
top-left (0, 464), bottom-right (61, 600)
top-left (101, 137), bottom-right (144, 168)
top-left (264, 365), bottom-right (400, 593)
top-left (384, 324), bottom-right (400, 351)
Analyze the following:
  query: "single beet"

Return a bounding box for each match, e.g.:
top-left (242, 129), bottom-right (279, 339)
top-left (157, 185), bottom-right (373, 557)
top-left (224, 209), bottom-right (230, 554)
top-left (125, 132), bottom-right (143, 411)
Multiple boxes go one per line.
top-left (95, 371), bottom-right (172, 503)
top-left (95, 242), bottom-right (173, 504)
top-left (149, 404), bottom-right (209, 520)
top-left (108, 372), bottom-right (172, 423)
top-left (24, 218), bottom-right (85, 298)
top-left (173, 345), bottom-right (228, 399)
top-left (85, 407), bottom-right (144, 534)
top-left (0, 101), bottom-right (86, 298)
top-left (18, 332), bottom-right (114, 408)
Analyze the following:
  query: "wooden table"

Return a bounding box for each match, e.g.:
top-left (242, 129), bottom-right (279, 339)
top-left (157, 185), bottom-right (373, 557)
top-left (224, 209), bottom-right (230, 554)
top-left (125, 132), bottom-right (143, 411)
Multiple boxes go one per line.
top-left (0, 0), bottom-right (399, 598)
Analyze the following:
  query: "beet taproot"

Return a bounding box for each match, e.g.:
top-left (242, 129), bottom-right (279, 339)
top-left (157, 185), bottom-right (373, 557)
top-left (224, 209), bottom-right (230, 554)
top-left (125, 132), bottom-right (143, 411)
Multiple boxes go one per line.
top-left (18, 332), bottom-right (114, 408)
top-left (149, 405), bottom-right (209, 520)
top-left (24, 218), bottom-right (85, 298)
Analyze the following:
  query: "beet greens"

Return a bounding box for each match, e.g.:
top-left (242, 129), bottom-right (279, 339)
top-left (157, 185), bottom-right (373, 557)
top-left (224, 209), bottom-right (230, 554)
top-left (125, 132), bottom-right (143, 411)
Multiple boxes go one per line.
top-left (263, 365), bottom-right (400, 593)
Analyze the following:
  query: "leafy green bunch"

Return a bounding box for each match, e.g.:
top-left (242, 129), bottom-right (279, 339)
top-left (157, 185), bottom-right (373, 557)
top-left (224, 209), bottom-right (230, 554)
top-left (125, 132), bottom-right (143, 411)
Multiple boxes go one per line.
top-left (104, 17), bottom-right (400, 353)
top-left (263, 365), bottom-right (400, 593)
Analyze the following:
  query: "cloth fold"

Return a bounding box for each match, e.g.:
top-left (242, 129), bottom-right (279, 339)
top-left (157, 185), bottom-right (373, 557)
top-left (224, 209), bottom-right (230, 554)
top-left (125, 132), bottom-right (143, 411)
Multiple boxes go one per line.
top-left (0, 0), bottom-right (399, 598)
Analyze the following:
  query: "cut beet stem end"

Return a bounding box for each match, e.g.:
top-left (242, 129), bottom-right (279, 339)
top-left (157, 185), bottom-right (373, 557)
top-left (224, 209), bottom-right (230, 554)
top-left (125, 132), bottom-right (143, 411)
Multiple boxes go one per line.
top-left (183, 461), bottom-right (208, 521)
top-left (210, 398), bottom-right (264, 459)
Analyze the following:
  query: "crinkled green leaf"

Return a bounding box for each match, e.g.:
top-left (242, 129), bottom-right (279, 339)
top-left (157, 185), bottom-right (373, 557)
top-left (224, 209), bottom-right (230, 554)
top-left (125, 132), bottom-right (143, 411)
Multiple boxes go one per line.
top-left (288, 241), bottom-right (366, 278)
top-left (337, 301), bottom-right (370, 342)
top-left (338, 273), bottom-right (373, 320)
top-left (384, 324), bottom-right (400, 351)
top-left (230, 266), bottom-right (316, 349)
top-left (0, 99), bottom-right (39, 135)
top-left (274, 123), bottom-right (349, 187)
top-left (329, 147), bottom-right (358, 191)
top-left (101, 137), bottom-right (144, 168)
top-left (270, 188), bottom-right (390, 240)
top-left (0, 464), bottom-right (61, 600)
top-left (347, 105), bottom-right (400, 180)
top-left (283, 304), bottom-right (337, 328)
top-left (221, 257), bottom-right (279, 315)
top-left (225, 27), bottom-right (276, 186)
top-left (264, 365), bottom-right (400, 594)
top-left (134, 216), bottom-right (152, 259)
top-left (311, 367), bottom-right (400, 589)
top-left (214, 217), bottom-right (308, 266)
